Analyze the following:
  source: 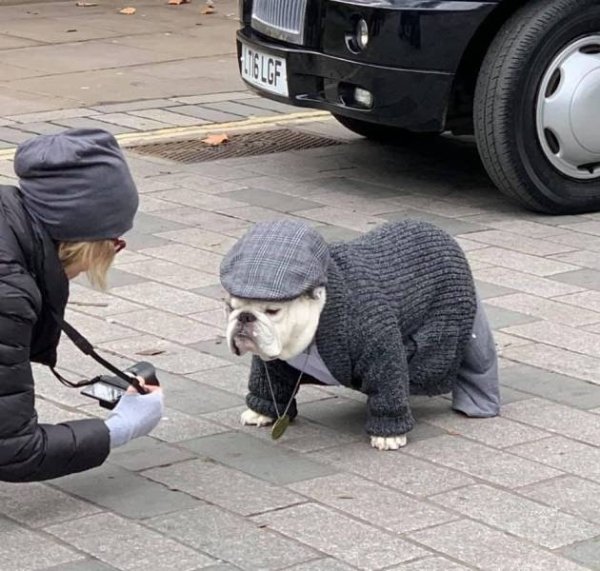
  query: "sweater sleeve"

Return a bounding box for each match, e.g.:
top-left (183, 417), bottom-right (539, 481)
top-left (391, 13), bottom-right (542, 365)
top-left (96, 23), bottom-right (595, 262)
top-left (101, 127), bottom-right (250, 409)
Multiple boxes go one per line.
top-left (246, 356), bottom-right (300, 420)
top-left (0, 270), bottom-right (110, 483)
top-left (355, 331), bottom-right (415, 437)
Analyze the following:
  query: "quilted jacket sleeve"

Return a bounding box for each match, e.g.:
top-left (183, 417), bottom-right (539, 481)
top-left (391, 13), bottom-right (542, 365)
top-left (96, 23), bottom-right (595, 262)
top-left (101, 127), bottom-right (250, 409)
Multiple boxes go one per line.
top-left (0, 270), bottom-right (110, 483)
top-left (246, 356), bottom-right (300, 420)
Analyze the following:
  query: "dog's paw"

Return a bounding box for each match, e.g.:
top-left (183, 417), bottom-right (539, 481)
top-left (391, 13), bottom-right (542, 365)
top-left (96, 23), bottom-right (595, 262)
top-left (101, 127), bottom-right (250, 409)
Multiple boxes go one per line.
top-left (240, 409), bottom-right (274, 427)
top-left (370, 435), bottom-right (407, 451)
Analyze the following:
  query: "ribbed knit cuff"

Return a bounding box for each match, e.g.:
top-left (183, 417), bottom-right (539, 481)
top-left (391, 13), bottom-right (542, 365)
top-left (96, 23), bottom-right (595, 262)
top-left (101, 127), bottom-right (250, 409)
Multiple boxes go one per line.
top-left (246, 393), bottom-right (297, 420)
top-left (365, 411), bottom-right (415, 437)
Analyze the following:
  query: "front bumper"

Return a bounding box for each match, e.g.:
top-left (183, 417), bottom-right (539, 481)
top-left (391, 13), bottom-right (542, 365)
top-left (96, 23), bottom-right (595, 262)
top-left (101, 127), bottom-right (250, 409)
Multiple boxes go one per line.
top-left (237, 0), bottom-right (495, 132)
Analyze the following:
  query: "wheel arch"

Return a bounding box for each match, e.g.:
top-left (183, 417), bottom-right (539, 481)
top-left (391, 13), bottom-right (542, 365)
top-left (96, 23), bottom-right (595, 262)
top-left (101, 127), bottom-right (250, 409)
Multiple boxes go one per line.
top-left (446, 0), bottom-right (532, 134)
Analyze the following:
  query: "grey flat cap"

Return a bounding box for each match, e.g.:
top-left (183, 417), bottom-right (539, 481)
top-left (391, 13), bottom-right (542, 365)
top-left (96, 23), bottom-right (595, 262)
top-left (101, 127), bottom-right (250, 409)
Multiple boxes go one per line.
top-left (15, 128), bottom-right (139, 242)
top-left (220, 219), bottom-right (330, 300)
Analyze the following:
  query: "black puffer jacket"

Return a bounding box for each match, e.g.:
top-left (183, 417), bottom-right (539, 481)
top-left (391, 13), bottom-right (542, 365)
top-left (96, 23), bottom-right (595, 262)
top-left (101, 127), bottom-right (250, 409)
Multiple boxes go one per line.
top-left (0, 185), bottom-right (109, 482)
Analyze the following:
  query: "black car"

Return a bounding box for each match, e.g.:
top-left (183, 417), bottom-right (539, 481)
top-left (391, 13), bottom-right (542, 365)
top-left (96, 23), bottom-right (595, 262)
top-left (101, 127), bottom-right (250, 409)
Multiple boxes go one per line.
top-left (237, 0), bottom-right (600, 214)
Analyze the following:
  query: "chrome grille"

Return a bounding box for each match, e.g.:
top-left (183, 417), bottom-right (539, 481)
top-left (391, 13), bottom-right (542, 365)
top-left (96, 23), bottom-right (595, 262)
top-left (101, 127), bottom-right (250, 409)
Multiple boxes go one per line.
top-left (251, 0), bottom-right (308, 45)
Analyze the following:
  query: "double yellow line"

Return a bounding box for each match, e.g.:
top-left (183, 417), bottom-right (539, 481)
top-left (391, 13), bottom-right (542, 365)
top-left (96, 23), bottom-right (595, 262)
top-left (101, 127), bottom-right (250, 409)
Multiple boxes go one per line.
top-left (0, 110), bottom-right (331, 161)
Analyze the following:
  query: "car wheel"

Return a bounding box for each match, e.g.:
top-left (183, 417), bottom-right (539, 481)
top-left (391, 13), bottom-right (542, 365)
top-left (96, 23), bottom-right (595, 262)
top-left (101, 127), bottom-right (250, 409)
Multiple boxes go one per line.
top-left (474, 0), bottom-right (600, 214)
top-left (332, 114), bottom-right (438, 143)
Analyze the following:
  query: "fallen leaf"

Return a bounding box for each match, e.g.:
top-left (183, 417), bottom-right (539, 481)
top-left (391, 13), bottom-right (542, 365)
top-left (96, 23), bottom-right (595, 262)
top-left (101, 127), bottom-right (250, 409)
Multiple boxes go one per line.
top-left (136, 348), bottom-right (166, 356)
top-left (119, 6), bottom-right (136, 14)
top-left (75, 1), bottom-right (98, 6)
top-left (201, 5), bottom-right (215, 14)
top-left (66, 29), bottom-right (78, 32)
top-left (168, 0), bottom-right (190, 4)
top-left (202, 133), bottom-right (229, 146)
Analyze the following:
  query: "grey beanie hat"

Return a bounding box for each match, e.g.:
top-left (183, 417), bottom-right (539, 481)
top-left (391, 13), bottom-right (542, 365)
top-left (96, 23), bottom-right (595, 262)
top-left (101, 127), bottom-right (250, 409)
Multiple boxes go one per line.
top-left (15, 128), bottom-right (139, 242)
top-left (220, 219), bottom-right (330, 300)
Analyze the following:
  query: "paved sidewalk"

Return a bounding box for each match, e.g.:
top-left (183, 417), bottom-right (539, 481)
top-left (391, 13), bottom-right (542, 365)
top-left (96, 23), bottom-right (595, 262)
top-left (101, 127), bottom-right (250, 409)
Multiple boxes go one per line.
top-left (1, 1), bottom-right (600, 570)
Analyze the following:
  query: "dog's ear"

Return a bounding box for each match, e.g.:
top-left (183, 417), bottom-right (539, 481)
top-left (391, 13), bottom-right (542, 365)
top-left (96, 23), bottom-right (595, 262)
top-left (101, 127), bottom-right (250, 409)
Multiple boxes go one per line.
top-left (307, 286), bottom-right (326, 301)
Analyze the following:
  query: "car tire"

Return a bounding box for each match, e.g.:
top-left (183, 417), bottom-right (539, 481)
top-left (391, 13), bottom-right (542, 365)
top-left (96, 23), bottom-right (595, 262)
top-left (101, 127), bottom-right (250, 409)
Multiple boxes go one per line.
top-left (332, 114), bottom-right (438, 144)
top-left (474, 0), bottom-right (600, 214)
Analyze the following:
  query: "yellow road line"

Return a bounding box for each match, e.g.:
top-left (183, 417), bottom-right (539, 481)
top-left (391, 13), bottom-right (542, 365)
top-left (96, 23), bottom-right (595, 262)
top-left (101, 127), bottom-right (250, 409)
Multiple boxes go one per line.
top-left (0, 110), bottom-right (331, 161)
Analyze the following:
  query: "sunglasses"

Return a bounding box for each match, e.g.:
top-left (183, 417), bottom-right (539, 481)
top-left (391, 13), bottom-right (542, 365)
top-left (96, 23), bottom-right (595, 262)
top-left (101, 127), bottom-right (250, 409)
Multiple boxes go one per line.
top-left (113, 238), bottom-right (127, 254)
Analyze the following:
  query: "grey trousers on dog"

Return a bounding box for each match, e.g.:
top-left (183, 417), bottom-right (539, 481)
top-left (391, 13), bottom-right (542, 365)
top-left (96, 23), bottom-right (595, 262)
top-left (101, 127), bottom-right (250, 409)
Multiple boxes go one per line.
top-left (452, 297), bottom-right (501, 418)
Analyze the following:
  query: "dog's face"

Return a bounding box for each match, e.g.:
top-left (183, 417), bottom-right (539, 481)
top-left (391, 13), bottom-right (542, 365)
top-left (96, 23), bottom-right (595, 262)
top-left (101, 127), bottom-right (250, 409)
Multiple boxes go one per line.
top-left (225, 287), bottom-right (326, 361)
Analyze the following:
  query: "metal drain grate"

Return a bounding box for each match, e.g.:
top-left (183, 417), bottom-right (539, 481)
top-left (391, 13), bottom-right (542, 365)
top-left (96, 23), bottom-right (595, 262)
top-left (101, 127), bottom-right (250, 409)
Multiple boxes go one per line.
top-left (128, 129), bottom-right (344, 163)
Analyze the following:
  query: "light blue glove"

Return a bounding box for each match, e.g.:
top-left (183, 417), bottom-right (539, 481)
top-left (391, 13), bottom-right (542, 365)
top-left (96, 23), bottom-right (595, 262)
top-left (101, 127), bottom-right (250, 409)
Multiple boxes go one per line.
top-left (104, 390), bottom-right (164, 448)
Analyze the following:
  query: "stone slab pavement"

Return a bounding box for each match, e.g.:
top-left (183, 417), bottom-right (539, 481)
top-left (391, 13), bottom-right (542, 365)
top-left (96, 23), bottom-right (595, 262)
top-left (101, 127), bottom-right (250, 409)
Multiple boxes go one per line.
top-left (1, 1), bottom-right (600, 570)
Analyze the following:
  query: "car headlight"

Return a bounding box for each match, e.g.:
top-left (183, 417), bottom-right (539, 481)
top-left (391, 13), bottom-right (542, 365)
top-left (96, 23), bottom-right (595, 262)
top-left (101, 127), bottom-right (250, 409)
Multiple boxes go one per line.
top-left (356, 19), bottom-right (369, 50)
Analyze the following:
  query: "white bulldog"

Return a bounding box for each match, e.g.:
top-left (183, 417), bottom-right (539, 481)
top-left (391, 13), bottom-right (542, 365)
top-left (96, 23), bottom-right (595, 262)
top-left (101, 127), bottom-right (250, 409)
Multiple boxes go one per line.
top-left (225, 287), bottom-right (407, 450)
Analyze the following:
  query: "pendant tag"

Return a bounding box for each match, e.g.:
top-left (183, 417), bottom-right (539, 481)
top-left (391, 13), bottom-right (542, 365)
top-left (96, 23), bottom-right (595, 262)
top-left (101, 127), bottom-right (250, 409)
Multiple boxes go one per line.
top-left (271, 415), bottom-right (290, 440)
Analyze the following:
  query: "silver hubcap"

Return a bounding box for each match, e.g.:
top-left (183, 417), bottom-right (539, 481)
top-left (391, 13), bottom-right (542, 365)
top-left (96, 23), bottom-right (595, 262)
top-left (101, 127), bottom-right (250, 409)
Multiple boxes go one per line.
top-left (536, 35), bottom-right (600, 180)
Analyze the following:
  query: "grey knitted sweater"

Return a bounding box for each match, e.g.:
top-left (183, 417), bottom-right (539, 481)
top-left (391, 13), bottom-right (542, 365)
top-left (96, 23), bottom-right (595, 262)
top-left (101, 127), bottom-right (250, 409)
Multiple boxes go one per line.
top-left (246, 220), bottom-right (477, 436)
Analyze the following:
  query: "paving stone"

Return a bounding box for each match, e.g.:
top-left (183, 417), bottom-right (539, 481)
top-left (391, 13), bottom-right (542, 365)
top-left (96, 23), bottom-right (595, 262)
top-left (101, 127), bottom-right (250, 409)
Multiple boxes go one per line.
top-left (551, 249), bottom-right (600, 271)
top-left (188, 337), bottom-right (252, 367)
top-left (502, 398), bottom-right (600, 447)
top-left (461, 229), bottom-right (577, 256)
top-left (193, 283), bottom-right (229, 300)
top-left (119, 229), bottom-right (172, 250)
top-left (289, 473), bottom-right (457, 534)
top-left (0, 517), bottom-right (82, 570)
top-left (310, 443), bottom-right (475, 497)
top-left (473, 279), bottom-right (516, 299)
top-left (170, 92), bottom-right (256, 105)
top-left (189, 364), bottom-right (249, 396)
top-left (90, 98), bottom-right (179, 113)
top-left (241, 97), bottom-right (298, 114)
top-left (130, 211), bottom-right (193, 235)
top-left (486, 292), bottom-right (600, 326)
top-left (406, 435), bottom-right (561, 488)
top-left (13, 121), bottom-right (65, 135)
top-left (487, 219), bottom-right (567, 237)
top-left (389, 557), bottom-right (471, 571)
top-left (149, 407), bottom-right (228, 443)
top-left (165, 374), bottom-right (243, 415)
top-left (204, 100), bottom-right (280, 118)
top-left (222, 188), bottom-right (322, 213)
top-left (99, 335), bottom-right (229, 375)
top-left (509, 436), bottom-right (600, 483)
top-left (106, 268), bottom-right (148, 288)
top-left (312, 224), bottom-right (363, 242)
top-left (157, 227), bottom-right (237, 255)
top-left (43, 561), bottom-right (118, 571)
top-left (470, 246), bottom-right (578, 276)
top-left (141, 172), bottom-right (247, 194)
top-left (52, 463), bottom-right (199, 519)
top-left (499, 363), bottom-right (600, 409)
top-left (552, 268), bottom-right (600, 291)
top-left (64, 308), bottom-right (138, 344)
top-left (475, 266), bottom-right (583, 298)
top-left (7, 107), bottom-right (97, 123)
top-left (151, 188), bottom-right (246, 211)
top-left (286, 560), bottom-right (357, 571)
top-left (422, 410), bottom-right (548, 448)
top-left (139, 243), bottom-right (223, 275)
top-left (556, 289), bottom-right (600, 314)
top-left (299, 395), bottom-right (367, 436)
top-left (408, 519), bottom-right (588, 571)
top-left (147, 504), bottom-right (317, 570)
top-left (480, 304), bottom-right (539, 329)
top-left (144, 458), bottom-right (303, 516)
top-left (503, 342), bottom-right (600, 386)
top-left (296, 206), bottom-right (382, 232)
top-left (107, 436), bottom-right (194, 471)
top-left (520, 475), bottom-right (600, 525)
top-left (111, 308), bottom-right (218, 344)
top-left (128, 108), bottom-right (207, 126)
top-left (169, 105), bottom-right (245, 123)
top-left (138, 193), bottom-right (174, 213)
top-left (68, 283), bottom-right (143, 317)
top-left (0, 481), bottom-right (100, 528)
top-left (54, 116), bottom-right (132, 134)
top-left (383, 209), bottom-right (486, 235)
top-left (219, 205), bottom-right (310, 224)
top-left (46, 512), bottom-right (213, 571)
top-left (203, 405), bottom-right (363, 453)
top-left (561, 537), bottom-right (600, 570)
top-left (180, 431), bottom-right (337, 485)
top-left (110, 282), bottom-right (221, 315)
top-left (254, 503), bottom-right (426, 570)
top-left (32, 363), bottom-right (93, 408)
top-left (0, 125), bottom-right (38, 143)
top-left (157, 207), bottom-right (252, 235)
top-left (503, 321), bottom-right (600, 362)
top-left (431, 484), bottom-right (600, 549)
top-left (117, 259), bottom-right (217, 289)
top-left (191, 308), bottom-right (227, 329)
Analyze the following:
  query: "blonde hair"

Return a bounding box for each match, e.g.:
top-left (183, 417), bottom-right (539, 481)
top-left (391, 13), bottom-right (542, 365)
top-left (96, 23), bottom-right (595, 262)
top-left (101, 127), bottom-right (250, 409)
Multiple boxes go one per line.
top-left (58, 240), bottom-right (116, 290)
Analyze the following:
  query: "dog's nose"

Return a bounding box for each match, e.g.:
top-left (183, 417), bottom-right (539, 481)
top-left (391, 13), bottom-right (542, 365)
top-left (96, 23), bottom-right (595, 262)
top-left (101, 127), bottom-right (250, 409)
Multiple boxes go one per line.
top-left (238, 312), bottom-right (256, 323)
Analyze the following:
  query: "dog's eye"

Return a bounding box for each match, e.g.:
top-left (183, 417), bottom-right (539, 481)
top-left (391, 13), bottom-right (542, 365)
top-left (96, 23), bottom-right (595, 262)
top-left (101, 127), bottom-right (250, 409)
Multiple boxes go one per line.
top-left (266, 309), bottom-right (280, 316)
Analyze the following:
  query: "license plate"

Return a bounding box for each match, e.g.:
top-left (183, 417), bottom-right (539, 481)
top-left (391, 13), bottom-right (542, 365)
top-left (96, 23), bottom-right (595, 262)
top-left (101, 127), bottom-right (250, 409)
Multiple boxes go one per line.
top-left (240, 43), bottom-right (288, 97)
